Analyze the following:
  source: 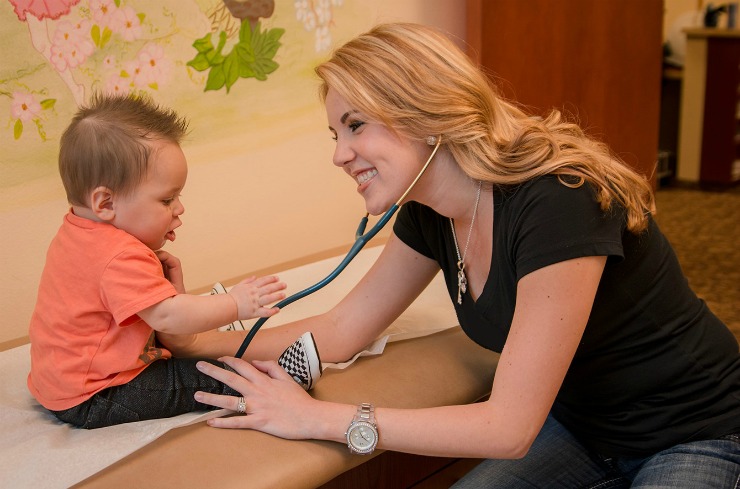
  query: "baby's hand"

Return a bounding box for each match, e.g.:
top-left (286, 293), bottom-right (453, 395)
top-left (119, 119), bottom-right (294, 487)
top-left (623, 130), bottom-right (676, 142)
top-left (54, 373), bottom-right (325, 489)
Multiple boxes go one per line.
top-left (156, 250), bottom-right (185, 293)
top-left (228, 275), bottom-right (287, 319)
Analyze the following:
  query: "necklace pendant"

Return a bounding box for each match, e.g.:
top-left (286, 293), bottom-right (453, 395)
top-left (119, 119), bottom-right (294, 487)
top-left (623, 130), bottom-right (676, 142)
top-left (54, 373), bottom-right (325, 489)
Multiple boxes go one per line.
top-left (456, 261), bottom-right (467, 305)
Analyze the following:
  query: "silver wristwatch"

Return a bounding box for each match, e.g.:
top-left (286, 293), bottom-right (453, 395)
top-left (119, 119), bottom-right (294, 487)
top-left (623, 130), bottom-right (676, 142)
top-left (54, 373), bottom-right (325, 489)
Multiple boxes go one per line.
top-left (345, 403), bottom-right (378, 455)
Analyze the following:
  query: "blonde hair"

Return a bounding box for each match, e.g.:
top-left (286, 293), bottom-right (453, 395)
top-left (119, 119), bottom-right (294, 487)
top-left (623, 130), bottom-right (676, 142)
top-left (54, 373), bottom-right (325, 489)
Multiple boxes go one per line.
top-left (316, 23), bottom-right (655, 232)
top-left (59, 92), bottom-right (189, 207)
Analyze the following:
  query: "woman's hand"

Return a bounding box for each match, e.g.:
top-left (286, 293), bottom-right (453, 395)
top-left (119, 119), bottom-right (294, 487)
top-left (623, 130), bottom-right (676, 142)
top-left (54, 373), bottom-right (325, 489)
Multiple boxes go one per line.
top-left (195, 356), bottom-right (319, 439)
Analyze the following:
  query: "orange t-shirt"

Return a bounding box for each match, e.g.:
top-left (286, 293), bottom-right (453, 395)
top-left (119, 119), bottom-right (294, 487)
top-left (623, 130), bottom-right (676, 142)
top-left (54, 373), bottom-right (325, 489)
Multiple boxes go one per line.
top-left (28, 211), bottom-right (177, 411)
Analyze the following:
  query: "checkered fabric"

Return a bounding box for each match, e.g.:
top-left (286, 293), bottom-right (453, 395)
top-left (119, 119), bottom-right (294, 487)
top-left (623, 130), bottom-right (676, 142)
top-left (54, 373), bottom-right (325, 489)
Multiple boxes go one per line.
top-left (278, 332), bottom-right (322, 391)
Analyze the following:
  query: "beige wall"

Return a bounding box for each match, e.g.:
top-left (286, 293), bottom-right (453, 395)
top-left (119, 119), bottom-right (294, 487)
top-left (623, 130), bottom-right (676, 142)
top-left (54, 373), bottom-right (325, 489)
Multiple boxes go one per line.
top-left (0, 1), bottom-right (467, 344)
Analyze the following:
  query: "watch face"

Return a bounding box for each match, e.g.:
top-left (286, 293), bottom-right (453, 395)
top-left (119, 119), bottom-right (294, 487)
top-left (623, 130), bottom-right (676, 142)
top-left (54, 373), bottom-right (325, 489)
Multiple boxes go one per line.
top-left (348, 421), bottom-right (377, 453)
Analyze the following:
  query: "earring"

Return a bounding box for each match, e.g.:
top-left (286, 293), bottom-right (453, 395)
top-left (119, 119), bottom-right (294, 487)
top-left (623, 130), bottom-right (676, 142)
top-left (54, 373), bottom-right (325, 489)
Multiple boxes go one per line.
top-left (426, 136), bottom-right (438, 146)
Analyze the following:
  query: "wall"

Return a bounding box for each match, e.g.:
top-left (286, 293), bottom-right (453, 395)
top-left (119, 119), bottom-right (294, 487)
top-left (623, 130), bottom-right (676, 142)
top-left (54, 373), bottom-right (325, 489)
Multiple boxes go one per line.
top-left (0, 0), bottom-right (467, 344)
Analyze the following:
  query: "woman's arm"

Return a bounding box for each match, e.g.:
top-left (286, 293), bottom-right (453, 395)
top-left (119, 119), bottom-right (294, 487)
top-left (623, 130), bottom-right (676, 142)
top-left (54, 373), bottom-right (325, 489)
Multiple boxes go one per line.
top-left (196, 254), bottom-right (606, 460)
top-left (165, 236), bottom-right (440, 361)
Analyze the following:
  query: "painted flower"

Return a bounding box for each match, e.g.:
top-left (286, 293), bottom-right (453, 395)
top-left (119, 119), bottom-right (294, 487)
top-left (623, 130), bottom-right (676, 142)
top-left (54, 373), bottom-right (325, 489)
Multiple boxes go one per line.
top-left (109, 6), bottom-right (142, 42)
top-left (315, 0), bottom-right (331, 25)
top-left (300, 9), bottom-right (316, 31)
top-left (123, 58), bottom-right (146, 88)
top-left (9, 0), bottom-right (80, 22)
top-left (104, 74), bottom-right (131, 96)
top-left (294, 0), bottom-right (310, 21)
top-left (315, 25), bottom-right (331, 52)
top-left (89, 0), bottom-right (117, 28)
top-left (135, 43), bottom-right (173, 87)
top-left (50, 20), bottom-right (95, 70)
top-left (102, 55), bottom-right (116, 71)
top-left (10, 92), bottom-right (42, 122)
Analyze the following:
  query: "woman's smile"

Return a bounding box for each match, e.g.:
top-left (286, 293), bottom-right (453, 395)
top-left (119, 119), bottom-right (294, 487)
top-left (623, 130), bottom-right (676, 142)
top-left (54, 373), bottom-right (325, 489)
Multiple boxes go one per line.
top-left (356, 168), bottom-right (378, 185)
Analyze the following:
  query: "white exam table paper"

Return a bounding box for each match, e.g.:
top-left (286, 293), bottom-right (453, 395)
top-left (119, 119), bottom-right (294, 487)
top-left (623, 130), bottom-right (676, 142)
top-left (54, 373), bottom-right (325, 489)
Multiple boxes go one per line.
top-left (0, 245), bottom-right (458, 488)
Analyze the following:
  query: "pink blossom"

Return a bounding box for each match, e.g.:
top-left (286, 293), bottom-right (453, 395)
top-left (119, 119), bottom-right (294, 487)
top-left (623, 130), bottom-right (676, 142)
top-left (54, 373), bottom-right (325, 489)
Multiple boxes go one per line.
top-left (104, 74), bottom-right (131, 96)
top-left (136, 44), bottom-right (173, 87)
top-left (102, 55), bottom-right (116, 71)
top-left (10, 92), bottom-right (42, 122)
top-left (9, 0), bottom-right (80, 22)
top-left (109, 6), bottom-right (142, 42)
top-left (123, 59), bottom-right (147, 88)
top-left (50, 20), bottom-right (94, 70)
top-left (89, 0), bottom-right (117, 28)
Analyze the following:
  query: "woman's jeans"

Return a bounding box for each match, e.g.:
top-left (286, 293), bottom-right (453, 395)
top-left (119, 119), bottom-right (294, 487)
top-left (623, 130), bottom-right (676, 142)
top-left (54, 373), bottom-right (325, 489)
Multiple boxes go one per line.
top-left (51, 358), bottom-right (239, 429)
top-left (452, 414), bottom-right (740, 488)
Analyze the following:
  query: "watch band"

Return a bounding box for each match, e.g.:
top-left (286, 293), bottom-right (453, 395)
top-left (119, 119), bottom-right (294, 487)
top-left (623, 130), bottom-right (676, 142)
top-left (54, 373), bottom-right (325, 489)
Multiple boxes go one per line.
top-left (354, 403), bottom-right (375, 424)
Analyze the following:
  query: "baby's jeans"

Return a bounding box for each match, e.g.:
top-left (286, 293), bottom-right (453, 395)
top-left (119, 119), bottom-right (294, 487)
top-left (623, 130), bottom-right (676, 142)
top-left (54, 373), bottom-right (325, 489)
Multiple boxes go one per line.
top-left (51, 358), bottom-right (239, 429)
top-left (451, 414), bottom-right (740, 488)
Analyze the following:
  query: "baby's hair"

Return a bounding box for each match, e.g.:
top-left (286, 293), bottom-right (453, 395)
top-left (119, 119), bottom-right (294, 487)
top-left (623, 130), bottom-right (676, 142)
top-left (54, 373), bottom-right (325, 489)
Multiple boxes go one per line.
top-left (59, 92), bottom-right (189, 206)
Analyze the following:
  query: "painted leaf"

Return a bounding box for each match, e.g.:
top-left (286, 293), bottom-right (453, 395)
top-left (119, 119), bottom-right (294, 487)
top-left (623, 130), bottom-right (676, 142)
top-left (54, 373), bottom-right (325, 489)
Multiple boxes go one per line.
top-left (101, 27), bottom-right (112, 49)
top-left (205, 64), bottom-right (226, 91)
top-left (223, 51), bottom-right (240, 92)
top-left (187, 53), bottom-right (210, 72)
top-left (235, 43), bottom-right (255, 65)
top-left (13, 119), bottom-right (23, 140)
top-left (40, 99), bottom-right (56, 110)
top-left (192, 33), bottom-right (215, 54)
top-left (239, 20), bottom-right (255, 44)
top-left (91, 25), bottom-right (101, 46)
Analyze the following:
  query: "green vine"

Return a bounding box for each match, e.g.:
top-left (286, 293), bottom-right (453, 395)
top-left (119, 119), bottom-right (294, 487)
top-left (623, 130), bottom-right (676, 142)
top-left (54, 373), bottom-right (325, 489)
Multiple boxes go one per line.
top-left (187, 21), bottom-right (284, 93)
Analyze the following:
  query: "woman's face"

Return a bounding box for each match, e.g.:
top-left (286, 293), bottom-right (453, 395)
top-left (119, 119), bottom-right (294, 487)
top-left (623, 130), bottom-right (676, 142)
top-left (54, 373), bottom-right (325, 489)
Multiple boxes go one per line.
top-left (325, 88), bottom-right (431, 215)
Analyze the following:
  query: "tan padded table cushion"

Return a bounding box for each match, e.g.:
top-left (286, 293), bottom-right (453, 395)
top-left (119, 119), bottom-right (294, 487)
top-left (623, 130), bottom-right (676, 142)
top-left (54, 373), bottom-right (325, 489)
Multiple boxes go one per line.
top-left (73, 327), bottom-right (498, 488)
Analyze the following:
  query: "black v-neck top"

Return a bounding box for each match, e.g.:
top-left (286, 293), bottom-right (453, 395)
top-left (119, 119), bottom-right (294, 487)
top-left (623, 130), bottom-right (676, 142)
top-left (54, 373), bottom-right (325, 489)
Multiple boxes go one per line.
top-left (393, 175), bottom-right (740, 457)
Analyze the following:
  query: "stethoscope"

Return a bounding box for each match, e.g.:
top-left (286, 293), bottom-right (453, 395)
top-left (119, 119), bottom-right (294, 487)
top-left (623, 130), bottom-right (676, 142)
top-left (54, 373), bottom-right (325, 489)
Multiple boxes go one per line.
top-left (234, 136), bottom-right (442, 358)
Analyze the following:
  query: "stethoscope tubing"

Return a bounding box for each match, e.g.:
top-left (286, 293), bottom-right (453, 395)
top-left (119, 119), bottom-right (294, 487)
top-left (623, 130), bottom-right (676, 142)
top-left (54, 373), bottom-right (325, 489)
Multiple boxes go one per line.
top-left (234, 204), bottom-right (398, 358)
top-left (234, 136), bottom-right (441, 358)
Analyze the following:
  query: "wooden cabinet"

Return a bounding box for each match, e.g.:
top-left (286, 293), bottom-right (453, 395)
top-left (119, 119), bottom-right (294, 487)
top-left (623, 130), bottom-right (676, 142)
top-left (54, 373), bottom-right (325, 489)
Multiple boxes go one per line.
top-left (466, 0), bottom-right (664, 183)
top-left (677, 29), bottom-right (740, 185)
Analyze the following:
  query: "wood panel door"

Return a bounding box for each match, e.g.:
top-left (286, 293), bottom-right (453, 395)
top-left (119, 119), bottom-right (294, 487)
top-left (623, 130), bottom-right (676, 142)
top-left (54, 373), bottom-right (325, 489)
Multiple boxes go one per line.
top-left (467, 0), bottom-right (664, 182)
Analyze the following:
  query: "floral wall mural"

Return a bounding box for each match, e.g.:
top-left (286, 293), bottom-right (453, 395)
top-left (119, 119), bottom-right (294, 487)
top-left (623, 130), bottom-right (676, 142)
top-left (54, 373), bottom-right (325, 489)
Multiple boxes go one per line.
top-left (1, 0), bottom-right (346, 194)
top-left (0, 0), bottom-right (466, 345)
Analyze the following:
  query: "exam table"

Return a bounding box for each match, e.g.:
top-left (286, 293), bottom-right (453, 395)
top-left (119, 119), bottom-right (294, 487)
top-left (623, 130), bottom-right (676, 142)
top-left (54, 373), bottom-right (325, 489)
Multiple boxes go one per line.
top-left (1, 246), bottom-right (498, 488)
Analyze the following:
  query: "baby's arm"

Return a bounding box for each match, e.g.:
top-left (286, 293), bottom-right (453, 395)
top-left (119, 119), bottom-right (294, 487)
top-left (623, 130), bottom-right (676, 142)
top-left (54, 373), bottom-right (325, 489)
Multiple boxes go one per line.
top-left (138, 276), bottom-right (286, 334)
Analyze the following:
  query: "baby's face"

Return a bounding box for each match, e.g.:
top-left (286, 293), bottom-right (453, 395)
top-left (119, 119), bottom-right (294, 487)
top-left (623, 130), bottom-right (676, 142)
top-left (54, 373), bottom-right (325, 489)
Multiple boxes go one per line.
top-left (111, 139), bottom-right (187, 250)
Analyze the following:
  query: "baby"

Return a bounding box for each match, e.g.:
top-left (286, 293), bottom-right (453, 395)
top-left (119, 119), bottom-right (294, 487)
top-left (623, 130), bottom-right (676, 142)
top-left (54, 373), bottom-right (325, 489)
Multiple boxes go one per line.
top-left (27, 93), bottom-right (320, 429)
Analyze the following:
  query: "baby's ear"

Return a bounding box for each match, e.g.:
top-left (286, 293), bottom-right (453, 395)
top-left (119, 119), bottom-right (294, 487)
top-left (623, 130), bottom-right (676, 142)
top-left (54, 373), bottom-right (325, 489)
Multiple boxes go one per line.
top-left (90, 186), bottom-right (115, 221)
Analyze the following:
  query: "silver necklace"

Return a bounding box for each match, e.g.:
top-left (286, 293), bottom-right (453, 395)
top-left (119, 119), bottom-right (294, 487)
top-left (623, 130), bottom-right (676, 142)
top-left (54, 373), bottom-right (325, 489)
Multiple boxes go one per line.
top-left (449, 181), bottom-right (483, 305)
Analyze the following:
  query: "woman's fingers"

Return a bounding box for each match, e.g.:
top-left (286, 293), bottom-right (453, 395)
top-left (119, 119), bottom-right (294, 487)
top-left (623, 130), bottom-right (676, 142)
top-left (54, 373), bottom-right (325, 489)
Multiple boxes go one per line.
top-left (197, 357), bottom-right (255, 388)
top-left (207, 415), bottom-right (255, 429)
top-left (251, 359), bottom-right (295, 382)
top-left (195, 390), bottom-right (239, 411)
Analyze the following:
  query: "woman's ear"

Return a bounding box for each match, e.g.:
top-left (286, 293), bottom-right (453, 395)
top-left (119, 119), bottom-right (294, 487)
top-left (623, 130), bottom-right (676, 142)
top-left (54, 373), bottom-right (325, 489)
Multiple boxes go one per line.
top-left (90, 186), bottom-right (115, 221)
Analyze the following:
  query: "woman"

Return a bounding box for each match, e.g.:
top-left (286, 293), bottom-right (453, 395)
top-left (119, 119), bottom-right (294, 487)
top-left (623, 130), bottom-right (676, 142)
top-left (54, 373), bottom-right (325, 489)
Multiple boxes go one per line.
top-left (191, 23), bottom-right (740, 487)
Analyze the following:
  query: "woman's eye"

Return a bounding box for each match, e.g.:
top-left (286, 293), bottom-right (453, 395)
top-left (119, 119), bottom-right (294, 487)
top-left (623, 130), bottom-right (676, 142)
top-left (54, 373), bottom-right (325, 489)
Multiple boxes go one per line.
top-left (162, 198), bottom-right (174, 205)
top-left (348, 121), bottom-right (364, 132)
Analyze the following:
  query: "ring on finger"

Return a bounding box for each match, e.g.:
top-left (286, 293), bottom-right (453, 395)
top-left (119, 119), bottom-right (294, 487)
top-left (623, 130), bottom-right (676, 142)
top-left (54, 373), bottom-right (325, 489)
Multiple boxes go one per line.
top-left (236, 396), bottom-right (246, 414)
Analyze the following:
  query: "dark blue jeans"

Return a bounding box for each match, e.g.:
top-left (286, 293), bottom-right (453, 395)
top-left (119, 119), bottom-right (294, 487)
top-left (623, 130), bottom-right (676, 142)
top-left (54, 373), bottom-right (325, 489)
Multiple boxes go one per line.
top-left (452, 414), bottom-right (740, 488)
top-left (51, 358), bottom-right (239, 429)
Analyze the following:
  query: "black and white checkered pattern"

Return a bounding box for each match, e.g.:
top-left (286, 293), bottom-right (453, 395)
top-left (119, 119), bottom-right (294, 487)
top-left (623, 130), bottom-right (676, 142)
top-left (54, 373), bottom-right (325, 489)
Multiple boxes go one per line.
top-left (278, 332), bottom-right (322, 391)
